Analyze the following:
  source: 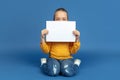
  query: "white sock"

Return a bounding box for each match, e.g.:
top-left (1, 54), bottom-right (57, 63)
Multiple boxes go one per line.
top-left (41, 58), bottom-right (47, 66)
top-left (74, 59), bottom-right (81, 66)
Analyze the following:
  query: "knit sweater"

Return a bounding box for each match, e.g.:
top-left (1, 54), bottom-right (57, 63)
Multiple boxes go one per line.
top-left (40, 42), bottom-right (80, 60)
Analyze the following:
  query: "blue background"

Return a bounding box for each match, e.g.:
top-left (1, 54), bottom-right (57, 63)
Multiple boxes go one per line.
top-left (0, 0), bottom-right (120, 80)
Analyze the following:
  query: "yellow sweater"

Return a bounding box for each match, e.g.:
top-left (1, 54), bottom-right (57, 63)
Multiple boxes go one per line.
top-left (40, 42), bottom-right (80, 60)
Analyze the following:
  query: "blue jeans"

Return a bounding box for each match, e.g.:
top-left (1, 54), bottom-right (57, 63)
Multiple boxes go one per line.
top-left (41, 58), bottom-right (79, 77)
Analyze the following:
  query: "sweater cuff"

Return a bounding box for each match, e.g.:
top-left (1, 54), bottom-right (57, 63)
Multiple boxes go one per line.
top-left (40, 42), bottom-right (47, 46)
top-left (74, 41), bottom-right (80, 46)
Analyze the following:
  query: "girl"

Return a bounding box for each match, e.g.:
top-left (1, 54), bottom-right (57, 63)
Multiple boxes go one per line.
top-left (40, 8), bottom-right (81, 77)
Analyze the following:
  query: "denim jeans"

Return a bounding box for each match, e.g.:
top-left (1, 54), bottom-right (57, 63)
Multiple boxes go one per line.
top-left (41, 58), bottom-right (79, 77)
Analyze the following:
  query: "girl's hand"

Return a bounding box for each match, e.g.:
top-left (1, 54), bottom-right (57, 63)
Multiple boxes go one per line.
top-left (73, 30), bottom-right (80, 42)
top-left (41, 29), bottom-right (49, 39)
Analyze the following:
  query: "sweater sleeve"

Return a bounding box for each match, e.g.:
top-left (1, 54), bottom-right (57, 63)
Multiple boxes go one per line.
top-left (69, 41), bottom-right (80, 54)
top-left (40, 42), bottom-right (51, 54)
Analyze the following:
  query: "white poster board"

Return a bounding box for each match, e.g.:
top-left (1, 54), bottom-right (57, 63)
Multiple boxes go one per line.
top-left (46, 21), bottom-right (76, 42)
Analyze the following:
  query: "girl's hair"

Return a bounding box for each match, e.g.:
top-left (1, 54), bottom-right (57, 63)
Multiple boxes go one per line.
top-left (53, 8), bottom-right (68, 20)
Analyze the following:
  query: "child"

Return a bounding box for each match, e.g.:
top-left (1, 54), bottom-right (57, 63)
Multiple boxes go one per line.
top-left (40, 8), bottom-right (81, 77)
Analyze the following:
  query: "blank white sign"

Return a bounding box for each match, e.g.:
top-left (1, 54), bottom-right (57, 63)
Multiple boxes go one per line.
top-left (46, 21), bottom-right (76, 42)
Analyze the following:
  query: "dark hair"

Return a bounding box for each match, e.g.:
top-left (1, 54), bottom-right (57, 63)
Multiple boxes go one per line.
top-left (53, 8), bottom-right (68, 20)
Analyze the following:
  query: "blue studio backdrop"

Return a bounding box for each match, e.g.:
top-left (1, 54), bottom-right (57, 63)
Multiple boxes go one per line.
top-left (0, 0), bottom-right (120, 80)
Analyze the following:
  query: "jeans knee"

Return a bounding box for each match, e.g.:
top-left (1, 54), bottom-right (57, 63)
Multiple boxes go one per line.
top-left (61, 68), bottom-right (75, 77)
top-left (60, 59), bottom-right (77, 77)
top-left (49, 64), bottom-right (60, 76)
top-left (42, 58), bottom-right (60, 76)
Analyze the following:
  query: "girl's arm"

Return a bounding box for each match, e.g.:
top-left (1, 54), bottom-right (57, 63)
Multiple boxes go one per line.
top-left (40, 29), bottom-right (51, 53)
top-left (69, 30), bottom-right (81, 54)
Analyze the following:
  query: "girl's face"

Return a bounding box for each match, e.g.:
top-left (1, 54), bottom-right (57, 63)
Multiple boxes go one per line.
top-left (54, 11), bottom-right (68, 21)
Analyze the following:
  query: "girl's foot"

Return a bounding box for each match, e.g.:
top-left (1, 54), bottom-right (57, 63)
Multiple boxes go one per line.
top-left (74, 59), bottom-right (81, 66)
top-left (41, 58), bottom-right (47, 66)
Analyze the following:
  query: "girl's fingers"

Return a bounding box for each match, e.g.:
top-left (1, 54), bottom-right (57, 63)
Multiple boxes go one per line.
top-left (41, 34), bottom-right (45, 38)
top-left (73, 30), bottom-right (76, 35)
top-left (73, 30), bottom-right (80, 36)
